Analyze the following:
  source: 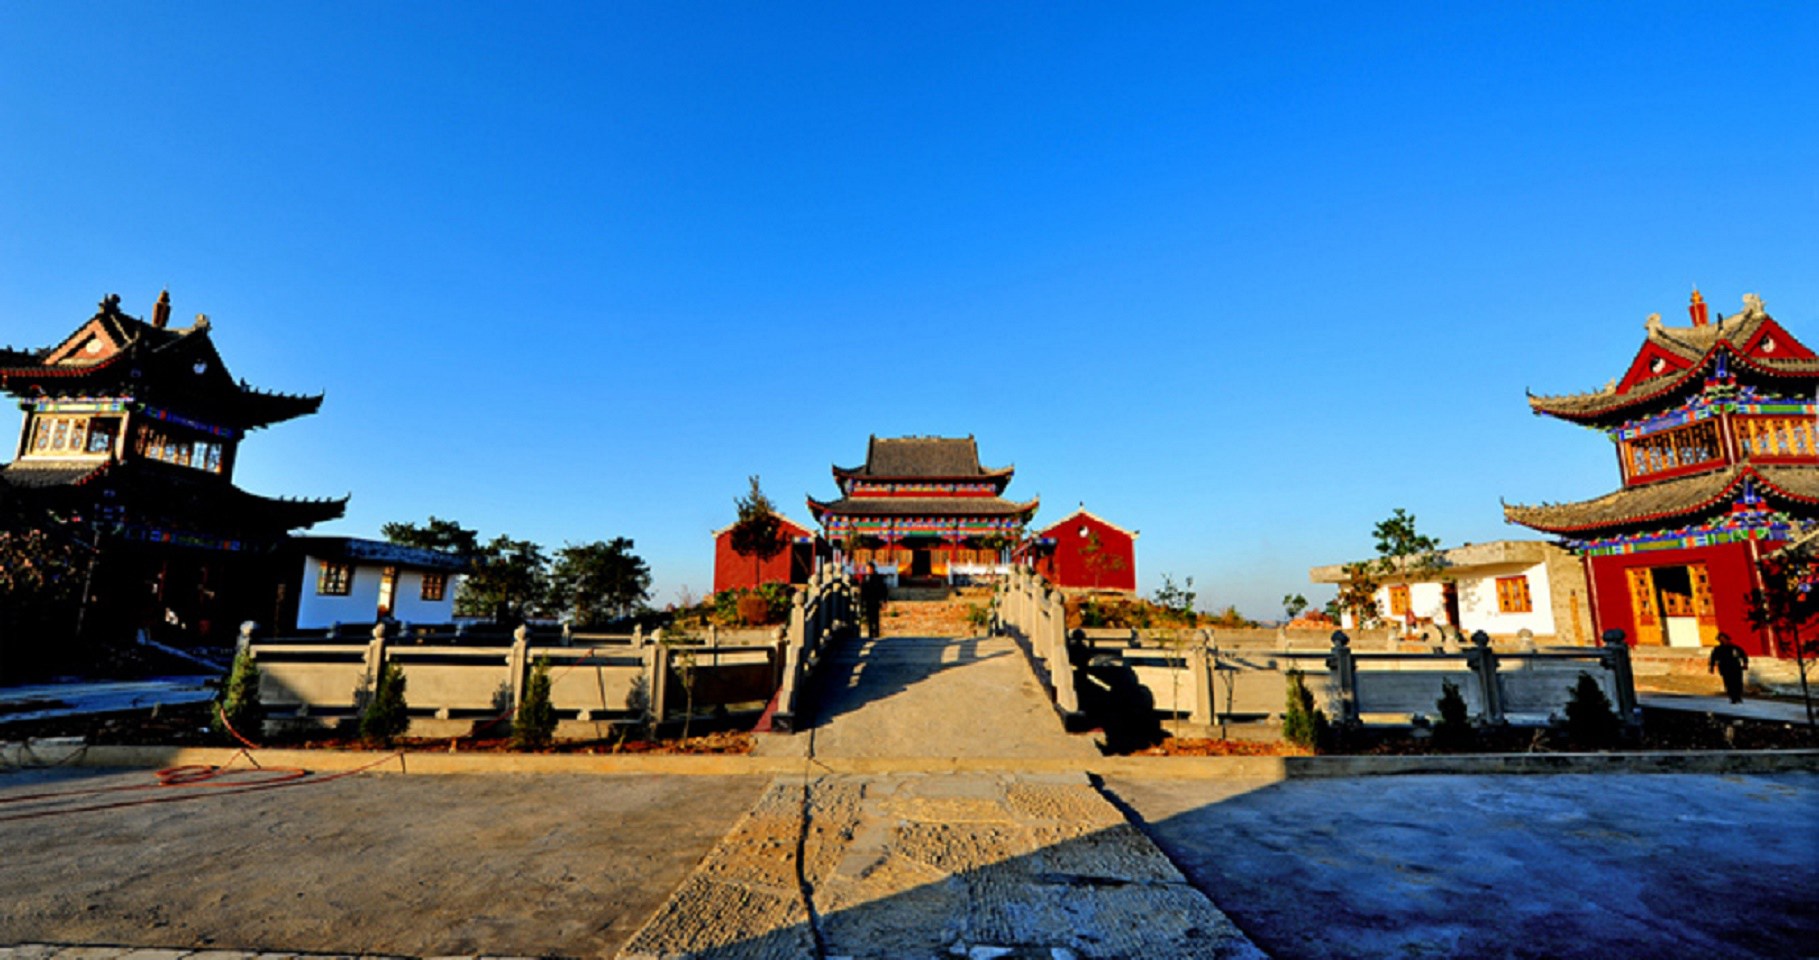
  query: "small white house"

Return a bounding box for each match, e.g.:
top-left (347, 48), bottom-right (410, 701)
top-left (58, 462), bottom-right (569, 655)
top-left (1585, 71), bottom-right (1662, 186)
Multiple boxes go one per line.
top-left (1309, 540), bottom-right (1594, 644)
top-left (283, 537), bottom-right (468, 631)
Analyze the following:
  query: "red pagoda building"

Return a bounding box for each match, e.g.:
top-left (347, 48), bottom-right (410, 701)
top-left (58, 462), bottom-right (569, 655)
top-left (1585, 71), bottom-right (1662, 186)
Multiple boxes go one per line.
top-left (0, 292), bottom-right (346, 645)
top-left (1506, 291), bottom-right (1818, 657)
top-left (808, 435), bottom-right (1038, 583)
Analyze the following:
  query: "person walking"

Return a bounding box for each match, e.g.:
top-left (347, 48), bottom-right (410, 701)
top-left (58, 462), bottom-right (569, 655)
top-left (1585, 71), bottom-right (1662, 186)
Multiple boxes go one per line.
top-left (861, 562), bottom-right (887, 639)
top-left (1708, 633), bottom-right (1750, 704)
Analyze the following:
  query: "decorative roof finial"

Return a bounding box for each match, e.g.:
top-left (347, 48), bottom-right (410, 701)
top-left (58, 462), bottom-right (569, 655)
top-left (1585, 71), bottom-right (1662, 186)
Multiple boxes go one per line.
top-left (1645, 312), bottom-right (1663, 334)
top-left (1741, 292), bottom-right (1765, 316)
top-left (1688, 288), bottom-right (1708, 327)
top-left (151, 289), bottom-right (171, 329)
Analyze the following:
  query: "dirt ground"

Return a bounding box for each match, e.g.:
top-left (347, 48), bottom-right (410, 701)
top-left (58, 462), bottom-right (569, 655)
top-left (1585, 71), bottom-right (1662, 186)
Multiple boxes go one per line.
top-left (0, 768), bottom-right (765, 958)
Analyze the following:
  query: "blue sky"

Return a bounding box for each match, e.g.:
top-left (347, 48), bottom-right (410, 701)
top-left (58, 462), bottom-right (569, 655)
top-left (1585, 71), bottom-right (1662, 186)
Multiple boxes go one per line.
top-left (4, 3), bottom-right (1816, 617)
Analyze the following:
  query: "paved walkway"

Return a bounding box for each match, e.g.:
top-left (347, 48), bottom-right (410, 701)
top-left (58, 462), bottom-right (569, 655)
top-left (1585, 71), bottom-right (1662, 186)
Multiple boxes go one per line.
top-left (0, 678), bottom-right (215, 725)
top-left (634, 635), bottom-right (1262, 958)
top-left (753, 635), bottom-right (1098, 761)
top-left (1640, 691), bottom-right (1815, 725)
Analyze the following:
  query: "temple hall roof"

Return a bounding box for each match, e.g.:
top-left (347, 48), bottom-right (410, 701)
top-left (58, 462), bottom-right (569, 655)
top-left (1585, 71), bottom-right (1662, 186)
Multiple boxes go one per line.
top-left (0, 457), bottom-right (347, 533)
top-left (0, 293), bottom-right (324, 430)
top-left (833, 435), bottom-right (1013, 480)
top-left (806, 495), bottom-right (1039, 520)
top-left (1503, 464), bottom-right (1819, 535)
top-left (1527, 294), bottom-right (1819, 423)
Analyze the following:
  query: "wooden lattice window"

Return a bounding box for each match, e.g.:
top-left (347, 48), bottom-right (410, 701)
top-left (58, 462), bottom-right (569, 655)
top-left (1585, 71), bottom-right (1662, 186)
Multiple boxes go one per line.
top-left (1623, 420), bottom-right (1723, 478)
top-left (316, 561), bottom-right (353, 596)
top-left (420, 573), bottom-right (448, 602)
top-left (1495, 576), bottom-right (1533, 614)
top-left (1387, 585), bottom-right (1411, 616)
top-left (1737, 416), bottom-right (1817, 458)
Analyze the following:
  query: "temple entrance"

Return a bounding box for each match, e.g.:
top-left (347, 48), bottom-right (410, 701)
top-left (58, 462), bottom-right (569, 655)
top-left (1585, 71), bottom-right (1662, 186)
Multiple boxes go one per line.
top-left (1624, 563), bottom-right (1718, 647)
top-left (910, 549), bottom-right (932, 579)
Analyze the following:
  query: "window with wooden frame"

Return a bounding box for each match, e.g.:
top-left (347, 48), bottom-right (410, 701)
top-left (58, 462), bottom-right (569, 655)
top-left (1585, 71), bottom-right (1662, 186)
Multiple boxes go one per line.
top-left (1387, 585), bottom-right (1411, 616)
top-left (316, 561), bottom-right (353, 596)
top-left (1736, 415), bottom-right (1818, 458)
top-left (1495, 575), bottom-right (1533, 614)
top-left (420, 573), bottom-right (448, 602)
top-left (1622, 419), bottom-right (1723, 479)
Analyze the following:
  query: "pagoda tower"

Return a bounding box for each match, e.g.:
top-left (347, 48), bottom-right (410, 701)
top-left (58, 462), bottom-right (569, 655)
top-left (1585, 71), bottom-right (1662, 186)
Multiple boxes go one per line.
top-left (808, 435), bottom-right (1038, 583)
top-left (0, 292), bottom-right (346, 645)
top-left (1505, 291), bottom-right (1819, 657)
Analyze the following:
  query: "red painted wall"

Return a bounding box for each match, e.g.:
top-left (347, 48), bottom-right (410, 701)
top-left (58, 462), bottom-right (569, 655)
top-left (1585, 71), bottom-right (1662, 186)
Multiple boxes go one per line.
top-left (1585, 541), bottom-right (1772, 656)
top-left (713, 521), bottom-right (813, 594)
top-left (1035, 512), bottom-right (1137, 592)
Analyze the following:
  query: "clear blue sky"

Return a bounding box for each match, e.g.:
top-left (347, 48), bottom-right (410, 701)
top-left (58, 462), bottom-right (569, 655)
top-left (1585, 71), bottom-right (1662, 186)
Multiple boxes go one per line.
top-left (4, 3), bottom-right (1816, 618)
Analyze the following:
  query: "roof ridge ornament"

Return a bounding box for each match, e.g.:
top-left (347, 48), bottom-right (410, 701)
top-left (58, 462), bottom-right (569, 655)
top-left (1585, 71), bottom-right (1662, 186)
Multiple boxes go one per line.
top-left (1741, 292), bottom-right (1765, 316)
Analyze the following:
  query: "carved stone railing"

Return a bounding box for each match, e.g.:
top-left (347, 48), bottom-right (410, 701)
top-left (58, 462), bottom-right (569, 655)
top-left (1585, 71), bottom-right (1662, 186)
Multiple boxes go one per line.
top-left (993, 566), bottom-right (1083, 728)
top-left (764, 566), bottom-right (857, 733)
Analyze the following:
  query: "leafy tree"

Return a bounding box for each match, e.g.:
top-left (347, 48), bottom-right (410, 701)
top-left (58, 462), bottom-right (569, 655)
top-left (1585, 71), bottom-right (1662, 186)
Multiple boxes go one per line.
top-left (462, 535), bottom-right (551, 625)
top-left (1152, 574), bottom-right (1197, 620)
top-left (1282, 594), bottom-right (1309, 621)
top-left (381, 516), bottom-right (481, 559)
top-left (0, 500), bottom-right (90, 680)
top-left (548, 538), bottom-right (652, 626)
top-left (727, 475), bottom-right (785, 586)
top-left (512, 657), bottom-right (557, 750)
top-left (1078, 529), bottom-right (1126, 588)
top-left (1745, 553), bottom-right (1818, 730)
top-left (1336, 561), bottom-right (1383, 628)
top-left (359, 661), bottom-right (410, 746)
top-left (1372, 508), bottom-right (1445, 579)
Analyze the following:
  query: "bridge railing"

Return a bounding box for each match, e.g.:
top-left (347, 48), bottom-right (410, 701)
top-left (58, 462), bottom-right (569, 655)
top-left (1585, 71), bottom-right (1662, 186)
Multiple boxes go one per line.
top-left (764, 566), bottom-right (857, 733)
top-left (993, 566), bottom-right (1083, 727)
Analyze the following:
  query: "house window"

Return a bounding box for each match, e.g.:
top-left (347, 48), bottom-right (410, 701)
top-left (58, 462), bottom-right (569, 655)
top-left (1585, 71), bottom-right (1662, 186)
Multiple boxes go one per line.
top-left (1496, 576), bottom-right (1533, 614)
top-left (421, 572), bottom-right (447, 602)
top-left (316, 561), bottom-right (353, 596)
top-left (1387, 585), bottom-right (1411, 617)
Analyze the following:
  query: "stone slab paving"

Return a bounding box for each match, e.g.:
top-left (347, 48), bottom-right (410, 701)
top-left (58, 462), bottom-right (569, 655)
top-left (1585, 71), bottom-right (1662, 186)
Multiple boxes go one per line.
top-left (618, 773), bottom-right (1265, 960)
top-left (0, 948), bottom-right (538, 960)
top-left (0, 769), bottom-right (765, 958)
top-left (1104, 771), bottom-right (1819, 960)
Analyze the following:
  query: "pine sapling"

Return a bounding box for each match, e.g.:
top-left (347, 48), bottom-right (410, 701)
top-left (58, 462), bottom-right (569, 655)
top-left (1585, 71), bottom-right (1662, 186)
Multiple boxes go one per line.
top-left (1283, 668), bottom-right (1328, 752)
top-left (1564, 672), bottom-right (1621, 750)
top-left (359, 661), bottom-right (410, 746)
top-left (218, 646), bottom-right (265, 745)
top-left (512, 657), bottom-right (557, 750)
top-left (1432, 679), bottom-right (1473, 751)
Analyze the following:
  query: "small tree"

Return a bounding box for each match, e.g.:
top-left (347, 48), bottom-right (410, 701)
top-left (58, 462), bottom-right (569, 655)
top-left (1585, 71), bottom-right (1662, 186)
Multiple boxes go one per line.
top-left (1282, 594), bottom-right (1309, 622)
top-left (548, 537), bottom-right (652, 626)
top-left (1563, 672), bottom-right (1620, 750)
top-left (1079, 529), bottom-right (1126, 589)
top-left (662, 628), bottom-right (701, 743)
top-left (1336, 561), bottom-right (1382, 628)
top-left (1745, 553), bottom-right (1818, 730)
top-left (728, 476), bottom-right (785, 587)
top-left (1152, 574), bottom-right (1197, 623)
top-left (1372, 508), bottom-right (1445, 580)
top-left (513, 657), bottom-right (558, 750)
top-left (1432, 679), bottom-right (1473, 751)
top-left (359, 661), bottom-right (410, 746)
top-left (1282, 668), bottom-right (1328, 751)
top-left (218, 645), bottom-right (265, 745)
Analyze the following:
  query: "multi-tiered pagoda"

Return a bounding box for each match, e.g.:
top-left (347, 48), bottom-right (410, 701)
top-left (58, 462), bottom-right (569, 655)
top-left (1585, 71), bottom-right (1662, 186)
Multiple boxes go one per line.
top-left (808, 435), bottom-right (1038, 582)
top-left (0, 293), bottom-right (345, 643)
top-left (1506, 291), bottom-right (1819, 657)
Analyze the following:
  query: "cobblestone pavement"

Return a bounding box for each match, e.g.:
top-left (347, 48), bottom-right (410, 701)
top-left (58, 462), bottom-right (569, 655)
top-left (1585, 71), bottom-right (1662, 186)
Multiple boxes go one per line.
top-left (0, 946), bottom-right (537, 960)
top-left (618, 773), bottom-right (1265, 960)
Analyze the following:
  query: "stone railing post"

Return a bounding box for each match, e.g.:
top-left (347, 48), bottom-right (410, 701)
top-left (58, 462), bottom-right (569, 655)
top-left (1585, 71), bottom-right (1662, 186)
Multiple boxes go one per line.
top-left (238, 621), bottom-right (257, 655)
top-left (561, 622), bottom-right (572, 647)
top-left (790, 589), bottom-right (809, 652)
top-left (508, 624), bottom-right (531, 713)
top-left (363, 622), bottom-right (389, 691)
top-left (1601, 629), bottom-right (1639, 726)
top-left (633, 624), bottom-right (646, 646)
top-left (1468, 630), bottom-right (1504, 725)
top-left (1326, 630), bottom-right (1358, 726)
top-left (1190, 629), bottom-right (1214, 726)
top-left (648, 640), bottom-right (670, 725)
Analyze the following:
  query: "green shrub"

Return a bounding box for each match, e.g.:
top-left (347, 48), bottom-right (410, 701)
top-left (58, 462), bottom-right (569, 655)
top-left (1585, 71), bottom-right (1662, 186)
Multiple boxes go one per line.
top-left (359, 662), bottom-right (410, 746)
top-left (1432, 679), bottom-right (1473, 750)
top-left (513, 657), bottom-right (557, 750)
top-left (1564, 672), bottom-right (1621, 749)
top-left (965, 603), bottom-right (991, 631)
top-left (1282, 669), bottom-right (1328, 751)
top-left (217, 646), bottom-right (264, 745)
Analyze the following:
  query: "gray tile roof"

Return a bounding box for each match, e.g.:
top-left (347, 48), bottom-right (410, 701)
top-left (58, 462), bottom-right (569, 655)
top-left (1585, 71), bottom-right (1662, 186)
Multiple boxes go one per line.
top-left (1504, 464), bottom-right (1819, 533)
top-left (835, 435), bottom-right (1010, 478)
